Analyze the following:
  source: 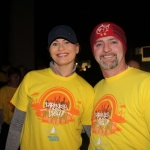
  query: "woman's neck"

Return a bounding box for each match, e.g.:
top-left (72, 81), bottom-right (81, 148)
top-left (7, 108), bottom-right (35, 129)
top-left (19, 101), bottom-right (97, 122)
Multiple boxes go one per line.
top-left (50, 61), bottom-right (76, 77)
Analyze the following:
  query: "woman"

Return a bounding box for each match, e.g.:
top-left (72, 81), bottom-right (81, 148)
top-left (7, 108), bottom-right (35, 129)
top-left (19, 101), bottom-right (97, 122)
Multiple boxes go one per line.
top-left (5, 25), bottom-right (94, 150)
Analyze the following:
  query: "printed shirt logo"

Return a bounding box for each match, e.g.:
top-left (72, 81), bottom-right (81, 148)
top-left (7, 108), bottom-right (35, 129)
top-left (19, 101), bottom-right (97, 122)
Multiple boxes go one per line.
top-left (50, 127), bottom-right (59, 134)
top-left (93, 137), bottom-right (108, 148)
top-left (96, 24), bottom-right (110, 36)
top-left (92, 94), bottom-right (126, 136)
top-left (31, 87), bottom-right (79, 125)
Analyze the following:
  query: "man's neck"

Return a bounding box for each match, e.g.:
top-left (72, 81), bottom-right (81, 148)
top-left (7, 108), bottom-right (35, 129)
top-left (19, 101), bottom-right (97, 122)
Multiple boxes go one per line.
top-left (102, 63), bottom-right (128, 78)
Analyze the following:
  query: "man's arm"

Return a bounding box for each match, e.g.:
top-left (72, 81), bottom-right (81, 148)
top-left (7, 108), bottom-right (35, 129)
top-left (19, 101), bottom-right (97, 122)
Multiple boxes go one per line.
top-left (5, 108), bottom-right (26, 150)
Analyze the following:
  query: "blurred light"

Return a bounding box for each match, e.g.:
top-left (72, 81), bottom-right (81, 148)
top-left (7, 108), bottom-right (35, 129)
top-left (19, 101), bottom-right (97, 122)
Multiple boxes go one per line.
top-left (83, 68), bottom-right (86, 71)
top-left (76, 60), bottom-right (91, 71)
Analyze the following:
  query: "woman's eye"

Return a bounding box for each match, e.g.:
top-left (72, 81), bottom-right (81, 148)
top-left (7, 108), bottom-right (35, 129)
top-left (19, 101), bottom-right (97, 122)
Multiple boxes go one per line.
top-left (65, 41), bottom-right (70, 44)
top-left (52, 42), bottom-right (58, 46)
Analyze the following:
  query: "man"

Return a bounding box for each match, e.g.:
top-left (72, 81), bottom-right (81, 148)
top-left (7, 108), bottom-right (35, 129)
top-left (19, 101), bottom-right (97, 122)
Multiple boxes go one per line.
top-left (88, 22), bottom-right (150, 150)
top-left (127, 59), bottom-right (140, 69)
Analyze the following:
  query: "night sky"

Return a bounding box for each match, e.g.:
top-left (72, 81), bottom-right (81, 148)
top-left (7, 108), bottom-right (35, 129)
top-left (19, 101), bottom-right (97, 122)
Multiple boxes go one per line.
top-left (1, 1), bottom-right (150, 85)
top-left (1, 1), bottom-right (150, 61)
top-left (34, 1), bottom-right (150, 62)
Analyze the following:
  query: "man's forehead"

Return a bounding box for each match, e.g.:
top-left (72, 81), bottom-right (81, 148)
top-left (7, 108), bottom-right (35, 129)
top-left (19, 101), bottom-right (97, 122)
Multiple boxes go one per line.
top-left (95, 36), bottom-right (118, 42)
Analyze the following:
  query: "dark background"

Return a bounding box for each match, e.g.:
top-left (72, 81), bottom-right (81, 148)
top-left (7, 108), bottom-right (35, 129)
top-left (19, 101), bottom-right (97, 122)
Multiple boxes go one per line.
top-left (35, 1), bottom-right (150, 85)
top-left (1, 1), bottom-right (150, 149)
top-left (34, 1), bottom-right (150, 61)
top-left (1, 1), bottom-right (150, 65)
top-left (1, 1), bottom-right (150, 80)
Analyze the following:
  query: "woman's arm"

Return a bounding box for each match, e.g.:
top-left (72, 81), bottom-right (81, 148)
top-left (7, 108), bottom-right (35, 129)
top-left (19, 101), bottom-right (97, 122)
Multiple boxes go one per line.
top-left (5, 108), bottom-right (26, 150)
top-left (83, 125), bottom-right (91, 138)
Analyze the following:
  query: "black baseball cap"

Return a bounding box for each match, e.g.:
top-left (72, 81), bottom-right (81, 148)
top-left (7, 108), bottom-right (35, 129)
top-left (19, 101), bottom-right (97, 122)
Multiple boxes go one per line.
top-left (48, 25), bottom-right (78, 47)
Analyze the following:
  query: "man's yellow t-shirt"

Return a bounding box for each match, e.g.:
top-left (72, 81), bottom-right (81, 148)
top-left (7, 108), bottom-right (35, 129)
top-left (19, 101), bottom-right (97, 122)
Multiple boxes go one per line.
top-left (89, 68), bottom-right (150, 150)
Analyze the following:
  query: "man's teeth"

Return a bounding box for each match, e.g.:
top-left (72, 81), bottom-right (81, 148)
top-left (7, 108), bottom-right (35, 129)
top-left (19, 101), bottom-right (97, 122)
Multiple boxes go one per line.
top-left (103, 55), bottom-right (113, 58)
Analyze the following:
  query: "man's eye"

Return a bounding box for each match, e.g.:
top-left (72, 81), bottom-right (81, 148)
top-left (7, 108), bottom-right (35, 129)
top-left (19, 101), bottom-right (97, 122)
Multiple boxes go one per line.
top-left (112, 41), bottom-right (117, 44)
top-left (96, 43), bottom-right (101, 47)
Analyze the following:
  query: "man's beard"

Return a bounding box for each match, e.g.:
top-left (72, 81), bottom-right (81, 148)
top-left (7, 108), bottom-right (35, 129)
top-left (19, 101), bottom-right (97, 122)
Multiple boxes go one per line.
top-left (99, 54), bottom-right (118, 70)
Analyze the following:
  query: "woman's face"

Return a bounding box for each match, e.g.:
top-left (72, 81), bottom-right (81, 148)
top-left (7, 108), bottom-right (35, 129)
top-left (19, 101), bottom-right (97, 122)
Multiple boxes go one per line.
top-left (49, 38), bottom-right (79, 68)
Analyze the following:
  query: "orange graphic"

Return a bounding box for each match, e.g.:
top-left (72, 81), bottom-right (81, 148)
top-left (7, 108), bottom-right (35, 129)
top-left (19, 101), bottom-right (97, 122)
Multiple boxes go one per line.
top-left (32, 87), bottom-right (79, 125)
top-left (31, 92), bottom-right (39, 96)
top-left (92, 94), bottom-right (126, 135)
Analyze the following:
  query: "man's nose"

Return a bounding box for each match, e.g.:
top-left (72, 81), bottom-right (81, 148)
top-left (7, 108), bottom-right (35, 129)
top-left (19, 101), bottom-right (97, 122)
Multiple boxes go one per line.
top-left (103, 43), bottom-right (111, 52)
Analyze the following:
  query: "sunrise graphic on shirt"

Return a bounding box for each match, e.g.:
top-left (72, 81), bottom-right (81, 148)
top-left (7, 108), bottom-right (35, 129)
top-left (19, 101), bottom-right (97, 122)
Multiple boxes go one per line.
top-left (92, 94), bottom-right (126, 136)
top-left (32, 87), bottom-right (79, 125)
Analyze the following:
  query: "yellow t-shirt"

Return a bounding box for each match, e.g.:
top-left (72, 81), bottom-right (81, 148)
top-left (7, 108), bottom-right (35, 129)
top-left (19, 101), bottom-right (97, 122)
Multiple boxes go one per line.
top-left (0, 72), bottom-right (8, 82)
top-left (11, 68), bottom-right (94, 150)
top-left (0, 86), bottom-right (17, 124)
top-left (89, 67), bottom-right (150, 150)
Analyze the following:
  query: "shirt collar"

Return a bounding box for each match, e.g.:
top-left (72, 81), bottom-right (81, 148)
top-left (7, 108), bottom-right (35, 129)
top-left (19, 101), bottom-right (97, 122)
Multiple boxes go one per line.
top-left (50, 61), bottom-right (76, 77)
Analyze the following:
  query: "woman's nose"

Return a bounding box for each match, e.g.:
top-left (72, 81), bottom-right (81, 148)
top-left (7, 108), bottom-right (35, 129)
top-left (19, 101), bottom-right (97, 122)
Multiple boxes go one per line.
top-left (58, 43), bottom-right (64, 51)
